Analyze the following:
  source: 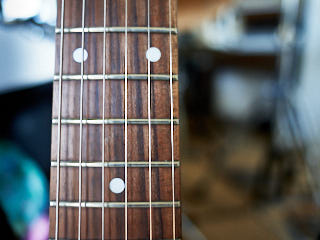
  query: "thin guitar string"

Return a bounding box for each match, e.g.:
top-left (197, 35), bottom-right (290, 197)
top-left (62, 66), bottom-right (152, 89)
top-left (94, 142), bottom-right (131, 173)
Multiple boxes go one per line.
top-left (147, 0), bottom-right (153, 239)
top-left (102, 0), bottom-right (107, 239)
top-left (55, 0), bottom-right (65, 239)
top-left (124, 0), bottom-right (128, 239)
top-left (78, 0), bottom-right (86, 239)
top-left (169, 0), bottom-right (176, 239)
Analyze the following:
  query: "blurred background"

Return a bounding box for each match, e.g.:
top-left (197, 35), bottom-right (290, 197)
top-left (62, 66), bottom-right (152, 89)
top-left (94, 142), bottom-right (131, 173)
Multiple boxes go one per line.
top-left (0, 0), bottom-right (320, 239)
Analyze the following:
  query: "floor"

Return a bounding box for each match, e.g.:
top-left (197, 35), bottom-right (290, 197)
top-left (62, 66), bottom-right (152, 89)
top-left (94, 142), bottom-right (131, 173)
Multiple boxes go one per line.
top-left (180, 118), bottom-right (320, 240)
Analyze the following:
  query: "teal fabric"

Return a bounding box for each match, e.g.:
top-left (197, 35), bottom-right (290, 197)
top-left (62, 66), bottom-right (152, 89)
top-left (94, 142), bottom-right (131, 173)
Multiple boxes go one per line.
top-left (0, 141), bottom-right (48, 238)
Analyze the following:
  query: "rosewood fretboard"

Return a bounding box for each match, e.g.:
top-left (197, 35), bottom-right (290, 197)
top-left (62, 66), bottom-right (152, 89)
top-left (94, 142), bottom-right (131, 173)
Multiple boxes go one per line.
top-left (49, 0), bottom-right (180, 239)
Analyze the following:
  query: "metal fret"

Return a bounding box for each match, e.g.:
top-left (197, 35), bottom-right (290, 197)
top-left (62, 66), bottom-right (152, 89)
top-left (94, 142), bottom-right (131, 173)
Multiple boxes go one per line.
top-left (53, 74), bottom-right (178, 81)
top-left (50, 201), bottom-right (180, 208)
top-left (56, 26), bottom-right (178, 34)
top-left (52, 118), bottom-right (180, 125)
top-left (51, 161), bottom-right (180, 168)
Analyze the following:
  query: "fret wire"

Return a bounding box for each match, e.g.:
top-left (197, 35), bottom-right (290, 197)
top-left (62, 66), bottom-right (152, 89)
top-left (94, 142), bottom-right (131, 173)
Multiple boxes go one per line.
top-left (52, 118), bottom-right (179, 125)
top-left (55, 0), bottom-right (65, 239)
top-left (169, 0), bottom-right (176, 239)
top-left (51, 161), bottom-right (180, 168)
top-left (124, 0), bottom-right (128, 239)
top-left (50, 201), bottom-right (181, 208)
top-left (147, 0), bottom-right (153, 239)
top-left (55, 26), bottom-right (178, 34)
top-left (53, 74), bottom-right (178, 81)
top-left (78, 1), bottom-right (86, 239)
top-left (101, 0), bottom-right (107, 239)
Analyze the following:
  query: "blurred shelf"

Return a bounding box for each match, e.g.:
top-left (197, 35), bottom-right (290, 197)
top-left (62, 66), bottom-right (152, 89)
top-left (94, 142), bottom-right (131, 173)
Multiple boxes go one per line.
top-left (208, 31), bottom-right (279, 55)
top-left (194, 0), bottom-right (281, 56)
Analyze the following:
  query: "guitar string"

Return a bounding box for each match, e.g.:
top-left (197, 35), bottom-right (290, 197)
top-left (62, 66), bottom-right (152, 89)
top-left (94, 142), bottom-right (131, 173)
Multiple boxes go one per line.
top-left (169, 0), bottom-right (176, 239)
top-left (78, 0), bottom-right (86, 239)
top-left (124, 0), bottom-right (128, 239)
top-left (102, 0), bottom-right (107, 239)
top-left (55, 0), bottom-right (65, 239)
top-left (147, 0), bottom-right (152, 239)
top-left (147, 0), bottom-right (153, 239)
top-left (54, 2), bottom-right (175, 239)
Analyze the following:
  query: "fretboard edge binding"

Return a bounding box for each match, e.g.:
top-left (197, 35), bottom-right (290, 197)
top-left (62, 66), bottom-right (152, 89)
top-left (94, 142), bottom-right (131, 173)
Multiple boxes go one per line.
top-left (53, 74), bottom-right (178, 81)
top-left (56, 26), bottom-right (178, 34)
top-left (52, 119), bottom-right (179, 125)
top-left (50, 201), bottom-right (180, 208)
top-left (51, 161), bottom-right (180, 168)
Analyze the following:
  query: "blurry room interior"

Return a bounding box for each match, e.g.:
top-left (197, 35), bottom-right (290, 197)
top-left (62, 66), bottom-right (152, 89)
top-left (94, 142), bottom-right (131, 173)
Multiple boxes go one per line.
top-left (1, 0), bottom-right (320, 239)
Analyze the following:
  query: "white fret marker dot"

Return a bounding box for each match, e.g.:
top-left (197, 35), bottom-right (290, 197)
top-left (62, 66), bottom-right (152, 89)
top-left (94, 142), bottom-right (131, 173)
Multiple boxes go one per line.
top-left (73, 48), bottom-right (88, 63)
top-left (146, 47), bottom-right (161, 62)
top-left (109, 178), bottom-right (125, 194)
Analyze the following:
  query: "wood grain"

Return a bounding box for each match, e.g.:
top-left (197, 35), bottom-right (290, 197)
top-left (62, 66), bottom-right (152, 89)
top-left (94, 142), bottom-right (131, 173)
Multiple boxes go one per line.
top-left (50, 0), bottom-right (180, 239)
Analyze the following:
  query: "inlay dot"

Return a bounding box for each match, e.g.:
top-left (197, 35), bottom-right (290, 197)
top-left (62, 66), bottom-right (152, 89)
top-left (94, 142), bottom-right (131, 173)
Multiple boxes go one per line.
top-left (109, 178), bottom-right (125, 194)
top-left (73, 48), bottom-right (88, 63)
top-left (146, 47), bottom-right (161, 62)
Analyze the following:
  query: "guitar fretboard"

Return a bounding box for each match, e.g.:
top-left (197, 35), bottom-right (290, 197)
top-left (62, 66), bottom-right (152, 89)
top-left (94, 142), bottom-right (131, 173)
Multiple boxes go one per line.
top-left (49, 0), bottom-right (180, 239)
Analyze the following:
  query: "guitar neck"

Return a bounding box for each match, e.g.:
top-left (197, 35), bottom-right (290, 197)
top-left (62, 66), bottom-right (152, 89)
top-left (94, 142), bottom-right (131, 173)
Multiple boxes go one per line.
top-left (49, 0), bottom-right (180, 239)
